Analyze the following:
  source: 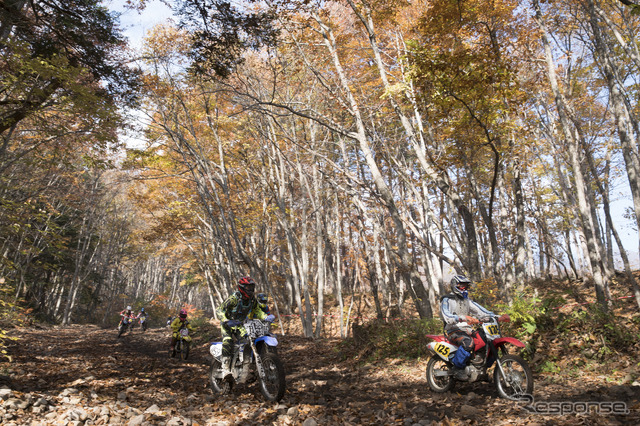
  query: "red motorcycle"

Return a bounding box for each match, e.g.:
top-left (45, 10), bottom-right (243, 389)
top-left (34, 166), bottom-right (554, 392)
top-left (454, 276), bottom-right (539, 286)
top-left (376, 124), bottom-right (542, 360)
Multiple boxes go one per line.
top-left (117, 314), bottom-right (135, 338)
top-left (425, 316), bottom-right (533, 400)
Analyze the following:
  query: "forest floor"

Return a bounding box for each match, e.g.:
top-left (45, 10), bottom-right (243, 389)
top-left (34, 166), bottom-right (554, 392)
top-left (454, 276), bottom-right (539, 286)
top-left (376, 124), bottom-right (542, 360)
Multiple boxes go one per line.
top-left (2, 313), bottom-right (639, 426)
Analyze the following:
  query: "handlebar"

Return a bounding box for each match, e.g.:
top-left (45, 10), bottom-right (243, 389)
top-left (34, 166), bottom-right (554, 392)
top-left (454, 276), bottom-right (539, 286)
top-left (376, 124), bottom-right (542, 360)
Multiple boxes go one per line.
top-left (463, 314), bottom-right (510, 325)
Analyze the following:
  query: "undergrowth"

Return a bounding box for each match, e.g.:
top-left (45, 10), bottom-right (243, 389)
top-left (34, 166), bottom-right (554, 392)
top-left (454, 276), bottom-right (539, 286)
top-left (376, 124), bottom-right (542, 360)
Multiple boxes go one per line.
top-left (338, 278), bottom-right (639, 381)
top-left (339, 318), bottom-right (442, 363)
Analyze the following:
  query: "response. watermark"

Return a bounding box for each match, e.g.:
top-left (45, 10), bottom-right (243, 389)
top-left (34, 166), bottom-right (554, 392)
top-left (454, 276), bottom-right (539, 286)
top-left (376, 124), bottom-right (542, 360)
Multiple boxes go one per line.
top-left (516, 394), bottom-right (629, 415)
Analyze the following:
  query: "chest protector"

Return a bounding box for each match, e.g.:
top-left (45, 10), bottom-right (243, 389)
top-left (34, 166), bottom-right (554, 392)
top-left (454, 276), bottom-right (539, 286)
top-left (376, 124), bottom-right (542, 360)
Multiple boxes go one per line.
top-left (229, 292), bottom-right (257, 320)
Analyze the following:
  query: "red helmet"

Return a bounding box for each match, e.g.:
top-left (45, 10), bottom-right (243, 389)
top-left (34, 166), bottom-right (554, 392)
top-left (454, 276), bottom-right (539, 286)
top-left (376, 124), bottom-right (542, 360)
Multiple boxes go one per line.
top-left (238, 276), bottom-right (256, 299)
top-left (179, 309), bottom-right (187, 319)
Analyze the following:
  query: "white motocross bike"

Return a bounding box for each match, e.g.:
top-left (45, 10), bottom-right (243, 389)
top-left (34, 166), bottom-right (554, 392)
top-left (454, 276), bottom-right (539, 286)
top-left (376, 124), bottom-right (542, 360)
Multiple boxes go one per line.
top-left (209, 319), bottom-right (285, 402)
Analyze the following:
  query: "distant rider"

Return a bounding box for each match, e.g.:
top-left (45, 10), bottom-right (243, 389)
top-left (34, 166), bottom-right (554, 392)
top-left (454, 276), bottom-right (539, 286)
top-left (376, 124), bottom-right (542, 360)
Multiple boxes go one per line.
top-left (169, 309), bottom-right (195, 357)
top-left (248, 293), bottom-right (271, 319)
top-left (217, 277), bottom-right (275, 379)
top-left (136, 307), bottom-right (148, 329)
top-left (119, 306), bottom-right (134, 327)
top-left (440, 275), bottom-right (509, 370)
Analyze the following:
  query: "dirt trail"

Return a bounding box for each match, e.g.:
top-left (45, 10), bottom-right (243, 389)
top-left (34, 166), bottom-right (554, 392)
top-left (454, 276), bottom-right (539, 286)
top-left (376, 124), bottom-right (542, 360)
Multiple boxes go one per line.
top-left (1, 324), bottom-right (638, 425)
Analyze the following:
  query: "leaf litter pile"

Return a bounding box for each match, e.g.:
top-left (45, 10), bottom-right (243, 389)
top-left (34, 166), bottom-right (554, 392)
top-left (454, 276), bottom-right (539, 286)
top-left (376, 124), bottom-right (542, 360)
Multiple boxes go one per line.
top-left (2, 314), bottom-right (639, 426)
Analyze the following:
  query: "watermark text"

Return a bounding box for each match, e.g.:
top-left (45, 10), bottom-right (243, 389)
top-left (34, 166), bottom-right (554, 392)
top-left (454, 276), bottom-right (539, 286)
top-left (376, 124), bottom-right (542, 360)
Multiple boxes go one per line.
top-left (517, 394), bottom-right (629, 415)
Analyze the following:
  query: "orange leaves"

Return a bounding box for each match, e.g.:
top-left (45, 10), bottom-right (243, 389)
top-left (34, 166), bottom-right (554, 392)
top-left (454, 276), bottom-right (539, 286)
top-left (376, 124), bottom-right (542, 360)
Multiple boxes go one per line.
top-left (180, 303), bottom-right (198, 316)
top-left (408, 0), bottom-right (534, 171)
top-left (142, 24), bottom-right (191, 60)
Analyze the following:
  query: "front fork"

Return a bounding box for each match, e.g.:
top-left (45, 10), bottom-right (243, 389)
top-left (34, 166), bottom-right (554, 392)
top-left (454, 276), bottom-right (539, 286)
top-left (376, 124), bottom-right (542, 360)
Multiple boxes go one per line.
top-left (489, 342), bottom-right (509, 384)
top-left (494, 356), bottom-right (508, 382)
top-left (250, 340), bottom-right (266, 380)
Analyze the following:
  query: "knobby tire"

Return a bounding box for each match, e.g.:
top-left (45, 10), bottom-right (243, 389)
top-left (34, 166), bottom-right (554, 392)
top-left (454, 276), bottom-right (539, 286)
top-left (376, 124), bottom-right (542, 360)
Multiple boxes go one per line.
top-left (426, 355), bottom-right (455, 393)
top-left (209, 359), bottom-right (232, 395)
top-left (493, 354), bottom-right (534, 400)
top-left (257, 353), bottom-right (286, 402)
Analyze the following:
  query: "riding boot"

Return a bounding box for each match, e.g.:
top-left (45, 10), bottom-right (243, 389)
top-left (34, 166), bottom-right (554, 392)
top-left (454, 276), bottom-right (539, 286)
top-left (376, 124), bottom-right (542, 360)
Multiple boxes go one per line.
top-left (220, 356), bottom-right (232, 380)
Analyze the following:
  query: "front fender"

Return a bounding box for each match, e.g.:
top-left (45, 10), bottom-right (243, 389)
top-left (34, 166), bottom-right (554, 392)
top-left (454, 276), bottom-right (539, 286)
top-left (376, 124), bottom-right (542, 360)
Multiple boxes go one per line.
top-left (493, 336), bottom-right (525, 348)
top-left (256, 335), bottom-right (278, 347)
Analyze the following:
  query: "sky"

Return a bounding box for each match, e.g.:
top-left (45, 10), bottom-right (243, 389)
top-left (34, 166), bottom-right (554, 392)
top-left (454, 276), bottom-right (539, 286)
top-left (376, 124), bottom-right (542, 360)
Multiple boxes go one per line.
top-left (108, 1), bottom-right (175, 149)
top-left (108, 0), bottom-right (175, 51)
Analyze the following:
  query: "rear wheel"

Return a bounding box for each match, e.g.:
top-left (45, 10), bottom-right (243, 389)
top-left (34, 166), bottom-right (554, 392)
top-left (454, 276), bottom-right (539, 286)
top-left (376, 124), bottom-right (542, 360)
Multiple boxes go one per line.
top-left (494, 354), bottom-right (533, 400)
top-left (209, 359), bottom-right (232, 395)
top-left (426, 355), bottom-right (455, 393)
top-left (258, 353), bottom-right (286, 402)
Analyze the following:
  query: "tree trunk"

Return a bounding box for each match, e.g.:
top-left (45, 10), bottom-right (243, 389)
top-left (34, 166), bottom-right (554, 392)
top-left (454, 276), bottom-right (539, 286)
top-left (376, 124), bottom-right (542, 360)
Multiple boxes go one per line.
top-left (584, 0), bottom-right (640, 268)
top-left (534, 0), bottom-right (609, 307)
top-left (314, 12), bottom-right (432, 318)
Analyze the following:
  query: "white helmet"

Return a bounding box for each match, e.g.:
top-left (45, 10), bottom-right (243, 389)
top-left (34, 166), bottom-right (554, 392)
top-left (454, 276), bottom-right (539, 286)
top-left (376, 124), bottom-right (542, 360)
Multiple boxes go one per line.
top-left (126, 305), bottom-right (132, 310)
top-left (450, 275), bottom-right (471, 298)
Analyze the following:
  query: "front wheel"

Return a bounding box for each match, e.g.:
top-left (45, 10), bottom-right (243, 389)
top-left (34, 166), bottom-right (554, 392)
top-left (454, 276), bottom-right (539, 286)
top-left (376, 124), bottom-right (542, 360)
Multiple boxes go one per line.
top-left (259, 343), bottom-right (278, 357)
top-left (209, 359), bottom-right (232, 395)
top-left (494, 354), bottom-right (534, 400)
top-left (258, 353), bottom-right (286, 402)
top-left (426, 355), bottom-right (455, 393)
top-left (170, 340), bottom-right (181, 358)
top-left (118, 324), bottom-right (125, 338)
top-left (180, 341), bottom-right (190, 360)
top-left (175, 340), bottom-right (183, 359)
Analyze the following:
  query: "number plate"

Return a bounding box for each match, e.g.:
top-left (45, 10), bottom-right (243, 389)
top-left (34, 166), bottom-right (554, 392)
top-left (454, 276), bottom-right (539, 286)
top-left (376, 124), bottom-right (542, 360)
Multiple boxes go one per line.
top-left (434, 343), bottom-right (451, 358)
top-left (210, 343), bottom-right (222, 358)
top-left (483, 323), bottom-right (500, 338)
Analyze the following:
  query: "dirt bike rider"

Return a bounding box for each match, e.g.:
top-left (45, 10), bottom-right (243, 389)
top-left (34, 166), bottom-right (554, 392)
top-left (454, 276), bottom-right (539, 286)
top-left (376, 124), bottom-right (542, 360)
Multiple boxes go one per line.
top-left (169, 309), bottom-right (195, 356)
top-left (119, 306), bottom-right (134, 326)
top-left (217, 276), bottom-right (275, 380)
top-left (440, 275), bottom-right (509, 372)
top-left (136, 307), bottom-right (148, 326)
top-left (248, 293), bottom-right (271, 319)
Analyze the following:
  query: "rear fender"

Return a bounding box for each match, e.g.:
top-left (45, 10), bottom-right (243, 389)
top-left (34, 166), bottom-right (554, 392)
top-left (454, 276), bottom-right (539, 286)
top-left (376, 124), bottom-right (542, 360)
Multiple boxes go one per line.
top-left (426, 334), bottom-right (446, 342)
top-left (427, 341), bottom-right (457, 361)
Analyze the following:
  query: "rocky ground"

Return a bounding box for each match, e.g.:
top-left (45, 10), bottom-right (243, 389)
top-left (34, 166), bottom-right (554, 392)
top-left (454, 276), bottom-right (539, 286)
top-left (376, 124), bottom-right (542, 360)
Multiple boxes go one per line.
top-left (1, 323), bottom-right (639, 425)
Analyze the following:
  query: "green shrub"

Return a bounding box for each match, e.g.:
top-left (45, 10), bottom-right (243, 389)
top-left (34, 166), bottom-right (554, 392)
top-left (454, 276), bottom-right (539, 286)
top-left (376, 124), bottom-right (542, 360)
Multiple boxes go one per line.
top-left (496, 294), bottom-right (543, 342)
top-left (540, 360), bottom-right (560, 373)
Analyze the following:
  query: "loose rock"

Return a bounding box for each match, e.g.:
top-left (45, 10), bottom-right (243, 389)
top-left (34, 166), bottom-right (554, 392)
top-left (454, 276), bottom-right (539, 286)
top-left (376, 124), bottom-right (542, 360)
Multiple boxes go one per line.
top-left (128, 414), bottom-right (145, 425)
